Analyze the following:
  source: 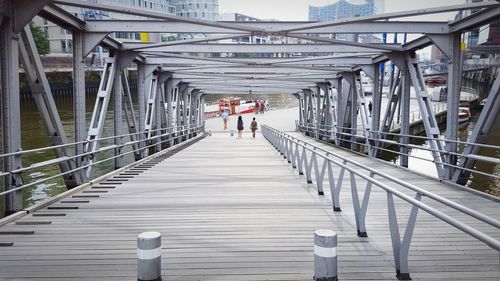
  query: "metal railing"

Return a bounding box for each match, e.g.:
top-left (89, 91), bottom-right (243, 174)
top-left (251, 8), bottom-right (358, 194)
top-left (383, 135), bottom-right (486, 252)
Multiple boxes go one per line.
top-left (296, 122), bottom-right (500, 182)
top-left (262, 125), bottom-right (500, 280)
top-left (0, 123), bottom-right (204, 199)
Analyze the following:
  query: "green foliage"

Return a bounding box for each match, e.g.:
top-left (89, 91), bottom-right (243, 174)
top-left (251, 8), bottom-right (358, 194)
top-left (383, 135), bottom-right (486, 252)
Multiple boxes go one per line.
top-left (29, 21), bottom-right (50, 55)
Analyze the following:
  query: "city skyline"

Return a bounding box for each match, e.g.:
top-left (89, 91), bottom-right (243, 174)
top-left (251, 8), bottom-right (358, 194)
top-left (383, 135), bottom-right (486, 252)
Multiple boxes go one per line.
top-left (219, 0), bottom-right (464, 21)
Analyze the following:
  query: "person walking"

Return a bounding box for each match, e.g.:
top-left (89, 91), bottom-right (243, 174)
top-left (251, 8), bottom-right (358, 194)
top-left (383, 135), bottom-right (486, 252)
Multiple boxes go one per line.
top-left (221, 110), bottom-right (229, 130)
top-left (368, 101), bottom-right (373, 117)
top-left (237, 115), bottom-right (244, 138)
top-left (259, 100), bottom-right (265, 114)
top-left (250, 117), bottom-right (258, 138)
top-left (255, 100), bottom-right (260, 114)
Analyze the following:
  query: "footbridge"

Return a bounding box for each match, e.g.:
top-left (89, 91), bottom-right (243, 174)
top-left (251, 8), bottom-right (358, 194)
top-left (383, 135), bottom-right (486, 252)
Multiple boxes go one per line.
top-left (0, 1), bottom-right (499, 280)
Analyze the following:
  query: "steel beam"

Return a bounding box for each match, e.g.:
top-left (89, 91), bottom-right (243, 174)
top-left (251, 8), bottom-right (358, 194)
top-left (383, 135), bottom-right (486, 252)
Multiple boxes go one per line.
top-left (19, 25), bottom-right (81, 187)
top-left (1, 16), bottom-right (23, 215)
top-left (405, 53), bottom-right (446, 178)
top-left (453, 71), bottom-right (500, 184)
top-left (72, 30), bottom-right (86, 181)
top-left (122, 70), bottom-right (140, 160)
top-left (369, 65), bottom-right (381, 157)
top-left (84, 20), bottom-right (450, 34)
top-left (400, 66), bottom-right (411, 168)
top-left (123, 43), bottom-right (391, 54)
top-left (83, 55), bottom-right (118, 177)
top-left (445, 33), bottom-right (462, 179)
top-left (113, 59), bottom-right (124, 169)
top-left (137, 63), bottom-right (147, 158)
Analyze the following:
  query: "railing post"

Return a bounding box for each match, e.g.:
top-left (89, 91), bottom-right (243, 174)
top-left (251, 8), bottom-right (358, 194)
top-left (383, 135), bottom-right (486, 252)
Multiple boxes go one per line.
top-left (326, 160), bottom-right (341, 212)
top-left (399, 193), bottom-right (422, 280)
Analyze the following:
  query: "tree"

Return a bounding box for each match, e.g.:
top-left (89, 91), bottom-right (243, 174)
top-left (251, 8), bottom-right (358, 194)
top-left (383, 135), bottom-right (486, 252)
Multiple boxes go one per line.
top-left (29, 21), bottom-right (50, 55)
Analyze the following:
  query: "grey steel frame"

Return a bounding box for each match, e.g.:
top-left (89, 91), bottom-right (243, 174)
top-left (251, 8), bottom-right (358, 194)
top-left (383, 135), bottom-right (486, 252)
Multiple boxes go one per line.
top-left (1, 0), bottom-right (498, 219)
top-left (297, 122), bottom-right (500, 181)
top-left (262, 125), bottom-right (499, 280)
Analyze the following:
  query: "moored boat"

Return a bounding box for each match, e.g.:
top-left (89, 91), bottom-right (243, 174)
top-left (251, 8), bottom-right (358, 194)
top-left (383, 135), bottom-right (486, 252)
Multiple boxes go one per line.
top-left (458, 107), bottom-right (471, 124)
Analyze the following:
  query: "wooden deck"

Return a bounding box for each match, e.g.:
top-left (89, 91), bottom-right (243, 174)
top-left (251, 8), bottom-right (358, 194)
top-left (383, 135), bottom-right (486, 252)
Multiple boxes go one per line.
top-left (0, 131), bottom-right (498, 280)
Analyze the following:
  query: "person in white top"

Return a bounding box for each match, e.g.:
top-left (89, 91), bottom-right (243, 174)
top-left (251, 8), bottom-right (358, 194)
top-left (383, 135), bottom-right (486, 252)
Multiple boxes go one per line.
top-left (221, 110), bottom-right (229, 130)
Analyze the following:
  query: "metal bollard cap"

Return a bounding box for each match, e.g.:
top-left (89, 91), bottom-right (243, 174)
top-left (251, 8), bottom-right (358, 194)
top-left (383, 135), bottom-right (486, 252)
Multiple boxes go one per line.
top-left (138, 231), bottom-right (161, 241)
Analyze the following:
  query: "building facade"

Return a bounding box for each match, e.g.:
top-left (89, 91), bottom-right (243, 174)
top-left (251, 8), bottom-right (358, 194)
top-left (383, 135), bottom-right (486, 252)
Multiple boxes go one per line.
top-left (308, 0), bottom-right (384, 22)
top-left (308, 0), bottom-right (384, 43)
top-left (34, 0), bottom-right (175, 55)
top-left (173, 0), bottom-right (218, 21)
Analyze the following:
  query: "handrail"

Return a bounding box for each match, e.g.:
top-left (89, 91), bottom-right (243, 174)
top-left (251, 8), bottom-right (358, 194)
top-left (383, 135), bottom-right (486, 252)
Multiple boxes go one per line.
top-left (0, 124), bottom-right (182, 159)
top-left (301, 121), bottom-right (500, 151)
top-left (267, 125), bottom-right (500, 229)
top-left (297, 122), bottom-right (500, 169)
top-left (262, 124), bottom-right (499, 279)
top-left (0, 124), bottom-right (204, 197)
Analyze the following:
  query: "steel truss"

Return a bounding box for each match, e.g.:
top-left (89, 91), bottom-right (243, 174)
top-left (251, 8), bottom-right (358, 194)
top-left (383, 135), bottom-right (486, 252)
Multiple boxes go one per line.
top-left (1, 0), bottom-right (498, 215)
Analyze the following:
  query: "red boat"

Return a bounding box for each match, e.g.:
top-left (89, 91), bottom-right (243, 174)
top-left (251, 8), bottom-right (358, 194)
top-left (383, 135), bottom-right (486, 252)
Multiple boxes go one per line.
top-left (204, 97), bottom-right (267, 118)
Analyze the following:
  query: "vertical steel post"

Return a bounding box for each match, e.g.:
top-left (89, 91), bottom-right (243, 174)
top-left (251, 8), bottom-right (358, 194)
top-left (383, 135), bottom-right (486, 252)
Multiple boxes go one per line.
top-left (1, 17), bottom-right (23, 215)
top-left (165, 78), bottom-right (174, 145)
top-left (19, 25), bottom-right (80, 187)
top-left (400, 66), bottom-right (411, 168)
top-left (73, 30), bottom-right (86, 181)
top-left (315, 85), bottom-right (321, 139)
top-left (113, 57), bottom-right (124, 169)
top-left (445, 33), bottom-right (462, 180)
top-left (370, 65), bottom-right (381, 157)
top-left (137, 63), bottom-right (147, 158)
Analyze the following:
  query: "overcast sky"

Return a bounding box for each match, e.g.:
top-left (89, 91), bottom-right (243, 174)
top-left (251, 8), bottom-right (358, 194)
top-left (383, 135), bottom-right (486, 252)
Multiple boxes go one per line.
top-left (219, 0), bottom-right (465, 21)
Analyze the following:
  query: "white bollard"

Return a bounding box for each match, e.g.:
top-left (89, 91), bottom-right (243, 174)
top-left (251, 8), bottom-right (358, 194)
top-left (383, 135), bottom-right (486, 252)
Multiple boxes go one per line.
top-left (314, 229), bottom-right (338, 281)
top-left (137, 231), bottom-right (162, 281)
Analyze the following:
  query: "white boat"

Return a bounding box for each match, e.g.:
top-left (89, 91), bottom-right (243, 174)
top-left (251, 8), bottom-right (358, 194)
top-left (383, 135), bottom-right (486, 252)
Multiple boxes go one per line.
top-left (458, 107), bottom-right (471, 124)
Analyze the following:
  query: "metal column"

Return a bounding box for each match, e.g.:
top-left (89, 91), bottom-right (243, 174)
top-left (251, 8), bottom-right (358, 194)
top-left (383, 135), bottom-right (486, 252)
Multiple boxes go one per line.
top-left (405, 52), bottom-right (446, 178)
top-left (370, 65), bottom-right (381, 157)
top-left (19, 25), bottom-right (80, 187)
top-left (445, 33), bottom-right (462, 179)
top-left (453, 71), bottom-right (500, 184)
top-left (113, 59), bottom-right (124, 169)
top-left (1, 16), bottom-right (23, 215)
top-left (73, 30), bottom-right (86, 181)
top-left (83, 54), bottom-right (118, 177)
top-left (400, 66), bottom-right (411, 167)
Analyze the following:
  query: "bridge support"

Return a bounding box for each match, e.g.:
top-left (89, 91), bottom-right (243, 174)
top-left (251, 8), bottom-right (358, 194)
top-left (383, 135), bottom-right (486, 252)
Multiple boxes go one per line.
top-left (122, 70), bottom-right (141, 160)
top-left (445, 33), bottom-right (463, 180)
top-left (19, 24), bottom-right (81, 187)
top-left (73, 30), bottom-right (87, 181)
top-left (400, 63), bottom-right (411, 168)
top-left (369, 65), bottom-right (381, 157)
top-left (1, 15), bottom-right (23, 216)
top-left (453, 71), bottom-right (500, 184)
top-left (137, 63), bottom-right (147, 158)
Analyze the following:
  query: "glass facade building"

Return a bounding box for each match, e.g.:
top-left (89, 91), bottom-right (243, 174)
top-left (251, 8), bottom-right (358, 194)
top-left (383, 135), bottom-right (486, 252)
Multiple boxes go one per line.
top-left (308, 0), bottom-right (384, 21)
top-left (173, 0), bottom-right (219, 21)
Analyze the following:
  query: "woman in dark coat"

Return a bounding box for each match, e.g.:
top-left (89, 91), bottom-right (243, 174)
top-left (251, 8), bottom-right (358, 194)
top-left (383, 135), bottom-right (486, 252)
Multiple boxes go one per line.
top-left (237, 116), bottom-right (244, 138)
